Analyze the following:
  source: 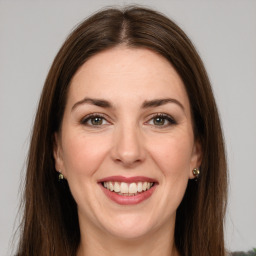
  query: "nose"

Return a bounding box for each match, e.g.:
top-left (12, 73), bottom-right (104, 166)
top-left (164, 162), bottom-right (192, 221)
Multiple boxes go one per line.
top-left (110, 124), bottom-right (146, 167)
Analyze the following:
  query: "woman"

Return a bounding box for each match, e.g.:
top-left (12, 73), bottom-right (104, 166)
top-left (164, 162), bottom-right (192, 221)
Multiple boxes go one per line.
top-left (16, 6), bottom-right (228, 256)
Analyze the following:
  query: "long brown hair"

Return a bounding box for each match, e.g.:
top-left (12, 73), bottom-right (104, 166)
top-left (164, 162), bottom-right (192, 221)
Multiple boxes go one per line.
top-left (16, 6), bottom-right (227, 256)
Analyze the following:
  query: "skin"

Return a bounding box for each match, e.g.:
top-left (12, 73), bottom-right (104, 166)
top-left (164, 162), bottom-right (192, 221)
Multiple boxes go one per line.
top-left (54, 46), bottom-right (202, 256)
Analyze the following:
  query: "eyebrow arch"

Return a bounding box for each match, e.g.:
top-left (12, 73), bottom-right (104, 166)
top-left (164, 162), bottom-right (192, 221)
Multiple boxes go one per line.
top-left (71, 97), bottom-right (184, 111)
top-left (142, 98), bottom-right (184, 110)
top-left (71, 97), bottom-right (113, 111)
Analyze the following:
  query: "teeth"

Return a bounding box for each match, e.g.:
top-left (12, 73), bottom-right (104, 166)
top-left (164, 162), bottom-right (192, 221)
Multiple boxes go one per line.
top-left (137, 182), bottom-right (143, 192)
top-left (109, 182), bottom-right (114, 191)
top-left (142, 182), bottom-right (147, 191)
top-left (120, 182), bottom-right (129, 193)
top-left (103, 181), bottom-right (154, 195)
top-left (114, 182), bottom-right (120, 192)
top-left (129, 183), bottom-right (137, 194)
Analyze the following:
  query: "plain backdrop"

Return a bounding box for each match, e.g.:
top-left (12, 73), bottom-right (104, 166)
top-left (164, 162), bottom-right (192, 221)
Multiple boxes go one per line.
top-left (0, 0), bottom-right (255, 255)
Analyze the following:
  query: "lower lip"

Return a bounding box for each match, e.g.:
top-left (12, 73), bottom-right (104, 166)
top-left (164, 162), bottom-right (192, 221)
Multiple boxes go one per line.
top-left (100, 184), bottom-right (157, 205)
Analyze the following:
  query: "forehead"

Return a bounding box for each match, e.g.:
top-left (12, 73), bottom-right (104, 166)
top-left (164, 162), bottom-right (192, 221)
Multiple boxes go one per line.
top-left (68, 46), bottom-right (190, 109)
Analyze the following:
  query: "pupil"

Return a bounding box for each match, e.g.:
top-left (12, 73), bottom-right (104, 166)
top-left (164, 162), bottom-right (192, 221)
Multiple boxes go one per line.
top-left (92, 117), bottom-right (102, 125)
top-left (154, 117), bottom-right (164, 125)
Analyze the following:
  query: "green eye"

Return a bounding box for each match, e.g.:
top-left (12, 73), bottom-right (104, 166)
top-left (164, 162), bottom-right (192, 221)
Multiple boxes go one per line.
top-left (147, 114), bottom-right (177, 127)
top-left (90, 117), bottom-right (103, 125)
top-left (153, 117), bottom-right (166, 126)
top-left (81, 114), bottom-right (108, 126)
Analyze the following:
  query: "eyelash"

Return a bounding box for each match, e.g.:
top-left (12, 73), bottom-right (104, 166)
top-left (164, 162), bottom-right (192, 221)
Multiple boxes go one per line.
top-left (80, 113), bottom-right (177, 128)
top-left (146, 113), bottom-right (177, 128)
top-left (80, 113), bottom-right (110, 127)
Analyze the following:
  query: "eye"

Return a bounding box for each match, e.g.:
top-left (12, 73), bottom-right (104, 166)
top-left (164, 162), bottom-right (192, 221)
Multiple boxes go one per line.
top-left (147, 114), bottom-right (176, 127)
top-left (81, 114), bottom-right (109, 127)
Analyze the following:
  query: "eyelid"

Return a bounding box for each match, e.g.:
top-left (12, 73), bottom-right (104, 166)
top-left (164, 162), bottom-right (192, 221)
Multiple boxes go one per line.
top-left (80, 112), bottom-right (176, 127)
top-left (80, 113), bottom-right (112, 126)
top-left (145, 113), bottom-right (177, 127)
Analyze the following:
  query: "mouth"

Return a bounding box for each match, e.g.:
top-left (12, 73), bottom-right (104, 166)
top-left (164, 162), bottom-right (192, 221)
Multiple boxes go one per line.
top-left (98, 176), bottom-right (158, 205)
top-left (101, 181), bottom-right (155, 196)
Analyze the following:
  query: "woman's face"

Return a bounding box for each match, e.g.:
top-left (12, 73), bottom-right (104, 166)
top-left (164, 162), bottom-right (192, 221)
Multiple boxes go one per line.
top-left (54, 47), bottom-right (201, 240)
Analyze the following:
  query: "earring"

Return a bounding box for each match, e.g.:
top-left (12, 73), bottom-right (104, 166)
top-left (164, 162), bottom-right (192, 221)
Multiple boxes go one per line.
top-left (58, 172), bottom-right (64, 181)
top-left (192, 168), bottom-right (200, 178)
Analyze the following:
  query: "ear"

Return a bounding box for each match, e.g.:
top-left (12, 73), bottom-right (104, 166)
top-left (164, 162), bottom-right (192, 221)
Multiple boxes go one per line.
top-left (53, 132), bottom-right (65, 176)
top-left (189, 139), bottom-right (202, 179)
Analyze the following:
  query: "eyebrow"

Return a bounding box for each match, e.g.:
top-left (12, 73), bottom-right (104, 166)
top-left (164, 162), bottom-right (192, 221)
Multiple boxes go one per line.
top-left (71, 97), bottom-right (113, 111)
top-left (71, 97), bottom-right (184, 111)
top-left (142, 98), bottom-right (184, 110)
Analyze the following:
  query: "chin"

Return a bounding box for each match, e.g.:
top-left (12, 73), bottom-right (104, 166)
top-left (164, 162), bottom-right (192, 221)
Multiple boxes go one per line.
top-left (106, 224), bottom-right (153, 240)
top-left (97, 212), bottom-right (158, 240)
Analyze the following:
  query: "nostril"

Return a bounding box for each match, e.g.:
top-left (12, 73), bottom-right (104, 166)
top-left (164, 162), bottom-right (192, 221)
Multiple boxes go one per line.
top-left (113, 157), bottom-right (143, 168)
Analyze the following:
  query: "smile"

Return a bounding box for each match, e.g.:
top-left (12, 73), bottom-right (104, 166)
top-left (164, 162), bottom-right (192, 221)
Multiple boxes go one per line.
top-left (98, 176), bottom-right (158, 205)
top-left (103, 181), bottom-right (154, 196)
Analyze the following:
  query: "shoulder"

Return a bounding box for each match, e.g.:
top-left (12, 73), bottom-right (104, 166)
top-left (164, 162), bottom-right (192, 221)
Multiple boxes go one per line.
top-left (228, 250), bottom-right (256, 256)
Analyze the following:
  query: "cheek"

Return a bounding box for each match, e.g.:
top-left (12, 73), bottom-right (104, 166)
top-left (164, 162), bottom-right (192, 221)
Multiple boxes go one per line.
top-left (148, 133), bottom-right (194, 178)
top-left (61, 131), bottom-right (111, 177)
top-left (147, 133), bottom-right (194, 215)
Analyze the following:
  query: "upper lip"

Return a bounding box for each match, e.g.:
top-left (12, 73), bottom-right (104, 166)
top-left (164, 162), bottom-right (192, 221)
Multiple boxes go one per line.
top-left (97, 176), bottom-right (158, 183)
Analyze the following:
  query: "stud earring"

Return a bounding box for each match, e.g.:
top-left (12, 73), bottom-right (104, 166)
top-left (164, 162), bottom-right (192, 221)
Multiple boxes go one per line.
top-left (58, 172), bottom-right (64, 181)
top-left (192, 168), bottom-right (200, 178)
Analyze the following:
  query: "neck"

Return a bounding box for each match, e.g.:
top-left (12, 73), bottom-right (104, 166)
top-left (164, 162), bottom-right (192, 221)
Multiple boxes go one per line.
top-left (77, 221), bottom-right (179, 256)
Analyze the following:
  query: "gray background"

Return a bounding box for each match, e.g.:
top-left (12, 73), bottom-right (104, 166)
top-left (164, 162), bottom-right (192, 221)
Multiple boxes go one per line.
top-left (1, 0), bottom-right (255, 255)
